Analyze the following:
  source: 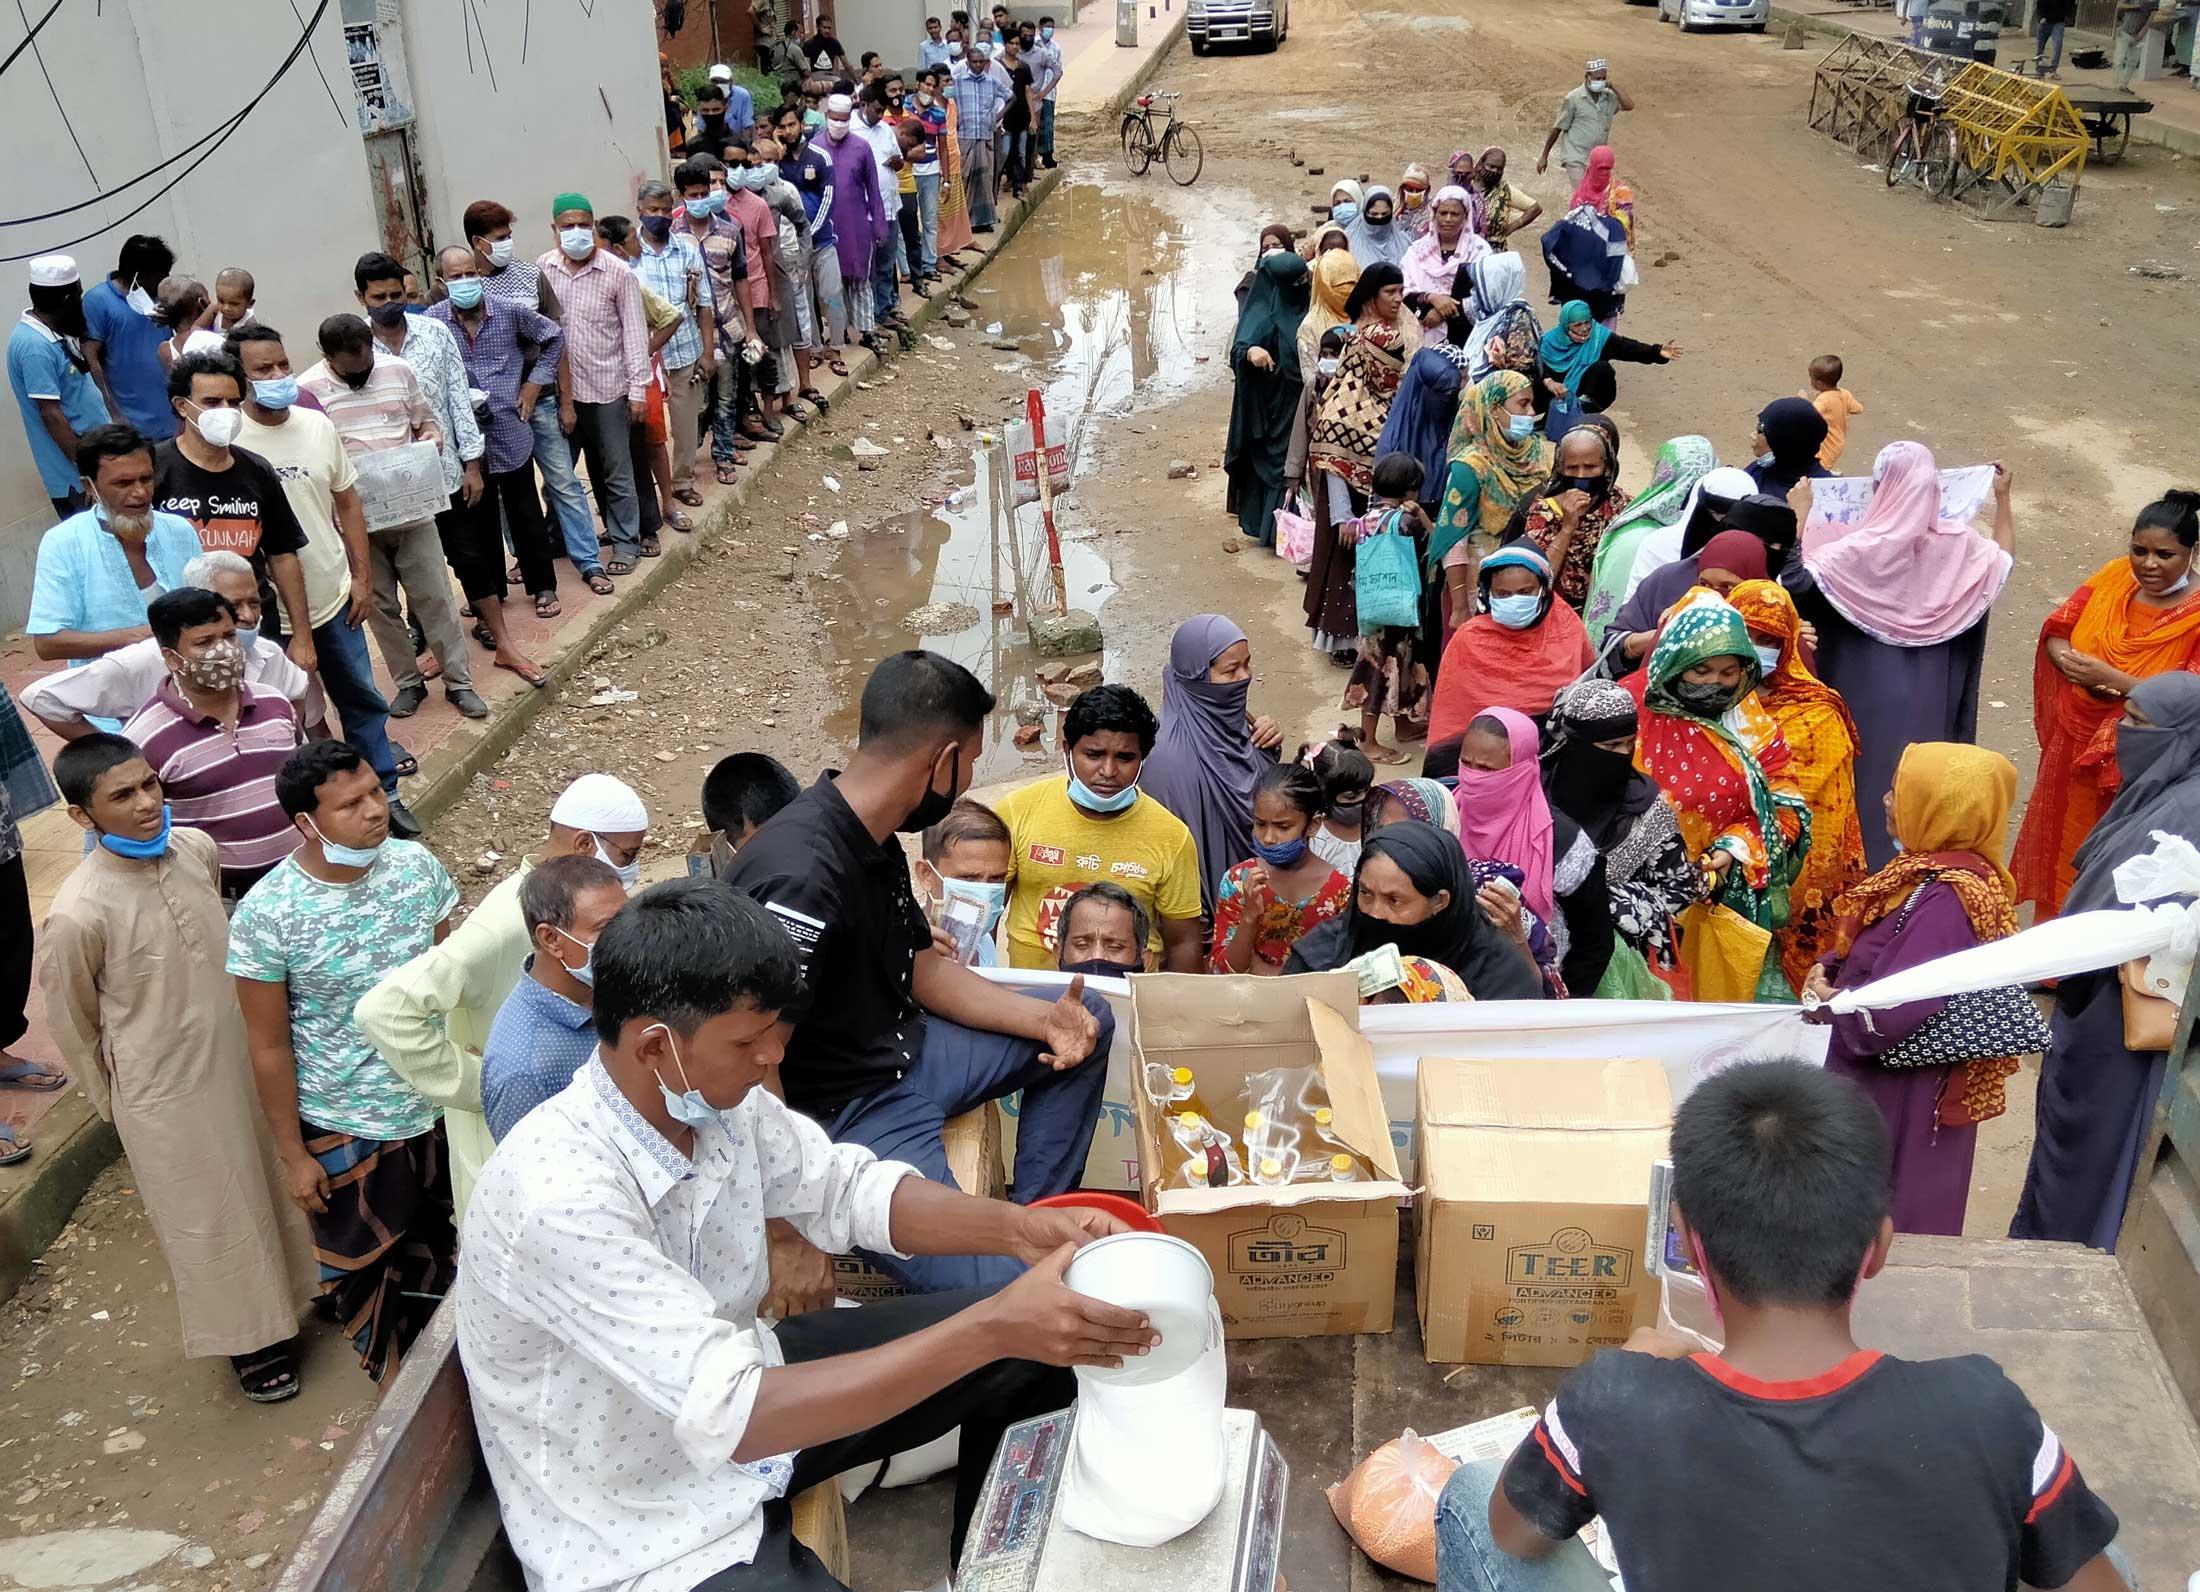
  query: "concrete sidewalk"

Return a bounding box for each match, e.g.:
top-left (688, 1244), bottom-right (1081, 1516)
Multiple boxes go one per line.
top-left (1051, 0), bottom-right (1189, 125)
top-left (1774, 0), bottom-right (2200, 155)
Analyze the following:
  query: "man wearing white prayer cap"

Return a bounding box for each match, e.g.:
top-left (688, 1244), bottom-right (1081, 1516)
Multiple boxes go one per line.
top-left (1538, 54), bottom-right (1632, 185)
top-left (9, 252), bottom-right (113, 518)
top-left (356, 772), bottom-right (653, 1214)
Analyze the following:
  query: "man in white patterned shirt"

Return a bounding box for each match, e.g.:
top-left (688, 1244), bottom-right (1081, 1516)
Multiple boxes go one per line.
top-left (458, 879), bottom-right (1154, 1592)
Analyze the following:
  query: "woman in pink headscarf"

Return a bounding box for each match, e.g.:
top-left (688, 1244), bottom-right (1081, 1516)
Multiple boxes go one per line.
top-left (1448, 706), bottom-right (1615, 995)
top-left (1790, 440), bottom-right (2015, 865)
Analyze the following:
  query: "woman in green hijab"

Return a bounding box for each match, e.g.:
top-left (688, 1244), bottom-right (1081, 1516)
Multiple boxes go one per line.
top-left (1225, 246), bottom-right (1314, 547)
top-left (1582, 434), bottom-right (1717, 646)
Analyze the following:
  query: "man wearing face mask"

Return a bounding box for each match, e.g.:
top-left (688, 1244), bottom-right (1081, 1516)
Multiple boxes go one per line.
top-left (1537, 58), bottom-right (1633, 184)
top-left (993, 683), bottom-right (1205, 973)
top-left (1055, 883), bottom-right (1150, 981)
top-left (727, 649), bottom-right (1117, 1292)
top-left (81, 233), bottom-right (181, 441)
top-left (1031, 17), bottom-right (1063, 169)
top-left (230, 740), bottom-right (460, 1383)
top-left (918, 798), bottom-right (1014, 966)
top-left (119, 587), bottom-right (303, 901)
top-left (356, 771), bottom-right (650, 1219)
top-left (820, 95), bottom-right (890, 354)
top-left (150, 352), bottom-right (314, 657)
top-left (477, 855), bottom-right (626, 1141)
top-left (10, 254), bottom-right (113, 520)
top-left (298, 313), bottom-right (487, 722)
top-left (627, 184), bottom-right (711, 510)
top-left (950, 42), bottom-right (1008, 233)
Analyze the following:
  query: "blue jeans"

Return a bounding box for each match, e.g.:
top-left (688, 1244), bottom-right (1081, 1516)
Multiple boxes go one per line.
top-left (528, 393), bottom-right (603, 576)
top-left (310, 610), bottom-right (401, 795)
top-left (1038, 98), bottom-right (1056, 162)
top-left (1435, 1461), bottom-right (1609, 1592)
top-left (2035, 17), bottom-right (2065, 68)
top-left (826, 990), bottom-right (1114, 1292)
top-left (915, 171), bottom-right (941, 274)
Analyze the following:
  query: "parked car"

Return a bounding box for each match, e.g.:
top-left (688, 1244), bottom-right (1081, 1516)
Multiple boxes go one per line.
top-left (1658, 0), bottom-right (1769, 30)
top-left (1187, 0), bottom-right (1289, 53)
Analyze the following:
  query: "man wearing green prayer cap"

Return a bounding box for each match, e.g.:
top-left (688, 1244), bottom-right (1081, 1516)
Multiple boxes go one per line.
top-left (540, 193), bottom-right (651, 573)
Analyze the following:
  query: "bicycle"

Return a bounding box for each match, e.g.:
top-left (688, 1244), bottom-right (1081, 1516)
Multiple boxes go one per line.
top-left (1884, 70), bottom-right (1960, 199)
top-left (1120, 91), bottom-right (1204, 186)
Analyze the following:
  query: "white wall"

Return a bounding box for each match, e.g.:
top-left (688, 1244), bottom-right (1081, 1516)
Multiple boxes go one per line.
top-left (0, 0), bottom-right (375, 626)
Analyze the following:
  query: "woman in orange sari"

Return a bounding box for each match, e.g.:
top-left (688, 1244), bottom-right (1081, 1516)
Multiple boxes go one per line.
top-left (1730, 579), bottom-right (1865, 993)
top-left (2012, 491), bottom-right (2200, 918)
top-left (936, 92), bottom-right (974, 258)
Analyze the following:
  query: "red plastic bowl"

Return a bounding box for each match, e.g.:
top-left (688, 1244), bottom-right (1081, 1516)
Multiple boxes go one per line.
top-left (1032, 1191), bottom-right (1163, 1233)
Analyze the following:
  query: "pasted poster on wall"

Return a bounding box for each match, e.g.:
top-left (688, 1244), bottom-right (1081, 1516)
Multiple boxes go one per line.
top-left (343, 0), bottom-right (414, 134)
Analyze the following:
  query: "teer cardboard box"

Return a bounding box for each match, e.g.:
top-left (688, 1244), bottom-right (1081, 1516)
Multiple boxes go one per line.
top-left (1128, 972), bottom-right (1408, 1340)
top-left (832, 1102), bottom-right (1004, 1303)
top-left (1417, 1055), bottom-right (1672, 1368)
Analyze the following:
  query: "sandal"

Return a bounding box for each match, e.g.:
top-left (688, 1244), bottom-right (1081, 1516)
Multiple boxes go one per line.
top-left (389, 745), bottom-right (420, 779)
top-left (799, 386), bottom-right (830, 408)
top-left (715, 463), bottom-right (739, 485)
top-left (604, 559), bottom-right (636, 577)
top-left (0, 1120), bottom-right (30, 1166)
top-left (0, 1057), bottom-right (68, 1093)
top-left (231, 1346), bottom-right (301, 1404)
top-left (826, 356), bottom-right (849, 376)
top-left (586, 571), bottom-right (617, 594)
top-left (672, 487), bottom-right (704, 508)
top-left (534, 591), bottom-right (562, 620)
top-left (638, 536), bottom-right (663, 559)
top-left (471, 621), bottom-right (495, 649)
top-left (663, 510), bottom-right (696, 533)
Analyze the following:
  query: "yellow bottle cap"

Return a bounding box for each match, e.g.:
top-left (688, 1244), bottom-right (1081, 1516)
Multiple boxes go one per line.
top-left (1172, 1066), bottom-right (1193, 1086)
top-left (1186, 1162), bottom-right (1209, 1184)
top-left (1260, 1158), bottom-right (1282, 1177)
top-left (1313, 1107), bottom-right (1334, 1127)
top-left (1244, 1110), bottom-right (1263, 1131)
top-left (1178, 1111), bottom-right (1202, 1130)
top-left (1331, 1153), bottom-right (1353, 1172)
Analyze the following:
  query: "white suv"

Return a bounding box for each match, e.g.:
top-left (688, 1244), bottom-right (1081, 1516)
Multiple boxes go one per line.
top-left (1187, 0), bottom-right (1289, 53)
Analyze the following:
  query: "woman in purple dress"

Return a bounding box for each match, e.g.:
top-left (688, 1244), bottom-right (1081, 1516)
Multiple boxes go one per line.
top-left (1803, 742), bottom-right (2023, 1236)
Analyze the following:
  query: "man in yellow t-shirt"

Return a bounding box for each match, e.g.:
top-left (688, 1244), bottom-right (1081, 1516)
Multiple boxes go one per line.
top-left (995, 685), bottom-right (1206, 972)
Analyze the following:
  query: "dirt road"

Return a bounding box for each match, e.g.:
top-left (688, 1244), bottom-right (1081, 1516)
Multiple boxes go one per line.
top-left (6, 2), bottom-right (2198, 1586)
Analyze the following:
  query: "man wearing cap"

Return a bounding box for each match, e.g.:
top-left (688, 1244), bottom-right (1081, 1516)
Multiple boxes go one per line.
top-left (950, 40), bottom-right (1008, 233)
top-left (821, 94), bottom-right (889, 354)
top-left (538, 194), bottom-right (652, 576)
top-left (9, 256), bottom-right (113, 520)
top-left (1539, 58), bottom-right (1632, 185)
top-left (707, 62), bottom-right (756, 144)
top-left (355, 772), bottom-right (653, 1217)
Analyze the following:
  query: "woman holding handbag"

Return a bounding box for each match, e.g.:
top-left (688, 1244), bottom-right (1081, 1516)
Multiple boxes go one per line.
top-left (2012, 672), bottom-right (2200, 1250)
top-left (1802, 743), bottom-right (2032, 1237)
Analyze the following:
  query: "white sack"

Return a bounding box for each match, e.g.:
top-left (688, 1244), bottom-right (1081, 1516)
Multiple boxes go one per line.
top-left (1056, 1298), bottom-right (1227, 1547)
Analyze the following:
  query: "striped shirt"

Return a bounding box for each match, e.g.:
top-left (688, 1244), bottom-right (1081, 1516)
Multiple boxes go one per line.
top-left (427, 297), bottom-right (564, 475)
top-left (482, 256), bottom-right (561, 319)
top-left (123, 678), bottom-right (302, 893)
top-left (630, 234), bottom-right (705, 371)
top-left (535, 248), bottom-right (651, 406)
top-left (949, 66), bottom-right (1009, 139)
top-left (298, 350), bottom-right (437, 458)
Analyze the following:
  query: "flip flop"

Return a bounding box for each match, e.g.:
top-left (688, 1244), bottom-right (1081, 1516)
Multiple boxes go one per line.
top-left (534, 592), bottom-right (562, 620)
top-left (389, 744), bottom-right (419, 779)
top-left (231, 1346), bottom-right (301, 1404)
top-left (663, 510), bottom-right (696, 533)
top-left (716, 463), bottom-right (739, 485)
top-left (0, 1120), bottom-right (29, 1166)
top-left (0, 1058), bottom-right (68, 1093)
top-left (672, 487), bottom-right (705, 508)
top-left (638, 536), bottom-right (663, 559)
top-left (586, 571), bottom-right (617, 595)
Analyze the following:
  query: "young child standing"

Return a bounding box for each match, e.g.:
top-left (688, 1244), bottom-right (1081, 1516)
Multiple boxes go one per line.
top-left (1210, 763), bottom-right (1352, 975)
top-left (1437, 1058), bottom-right (2125, 1592)
top-left (1803, 353), bottom-right (1864, 470)
top-left (1345, 451), bottom-right (1433, 765)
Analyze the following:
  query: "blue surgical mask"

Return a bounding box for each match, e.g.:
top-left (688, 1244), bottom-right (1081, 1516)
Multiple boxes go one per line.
top-left (708, 189), bottom-right (731, 214)
top-left (1067, 770), bottom-right (1139, 814)
top-left (1041, 23), bottom-right (1054, 37)
top-left (941, 876), bottom-right (1007, 935)
top-left (1753, 643), bottom-right (1782, 675)
top-left (742, 166), bottom-right (771, 192)
top-left (558, 225), bottom-right (596, 260)
top-left (445, 277), bottom-right (486, 310)
top-left (252, 375), bottom-right (298, 410)
top-left (1253, 835), bottom-right (1308, 867)
top-left (1488, 593), bottom-right (1543, 630)
top-left (235, 625), bottom-right (261, 648)
top-left (649, 1023), bottom-right (718, 1128)
top-left (306, 815), bottom-right (382, 869)
top-left (99, 803), bottom-right (172, 860)
top-left (1330, 201), bottom-right (1359, 227)
top-left (1505, 412), bottom-right (1537, 442)
top-left (685, 196), bottom-right (714, 219)
top-left (553, 925), bottom-right (598, 988)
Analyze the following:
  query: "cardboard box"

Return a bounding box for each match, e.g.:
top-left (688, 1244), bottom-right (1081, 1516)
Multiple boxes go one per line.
top-left (1128, 972), bottom-right (1409, 1341)
top-left (832, 1102), bottom-right (1004, 1302)
top-left (790, 1482), bottom-right (849, 1582)
top-left (1417, 1056), bottom-right (1672, 1368)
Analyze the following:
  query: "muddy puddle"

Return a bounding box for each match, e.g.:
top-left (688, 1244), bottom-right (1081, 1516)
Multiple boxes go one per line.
top-left (817, 170), bottom-right (1271, 779)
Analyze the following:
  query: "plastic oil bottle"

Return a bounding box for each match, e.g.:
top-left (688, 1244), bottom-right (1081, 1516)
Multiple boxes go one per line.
top-left (1169, 1109), bottom-right (1244, 1190)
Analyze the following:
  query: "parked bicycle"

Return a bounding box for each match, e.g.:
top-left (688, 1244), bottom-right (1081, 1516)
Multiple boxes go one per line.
top-left (1120, 91), bottom-right (1204, 185)
top-left (1885, 68), bottom-right (1959, 198)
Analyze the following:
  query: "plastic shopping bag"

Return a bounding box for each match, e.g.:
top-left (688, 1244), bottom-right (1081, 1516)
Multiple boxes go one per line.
top-left (1676, 902), bottom-right (1773, 1005)
top-left (1593, 938), bottom-right (1672, 1002)
top-left (1326, 1429), bottom-right (1459, 1583)
top-left (1354, 510), bottom-right (1422, 630)
top-left (1275, 493), bottom-right (1315, 567)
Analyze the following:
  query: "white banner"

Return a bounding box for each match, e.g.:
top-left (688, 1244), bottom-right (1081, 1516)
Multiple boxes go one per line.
top-left (976, 971), bottom-right (1827, 1186)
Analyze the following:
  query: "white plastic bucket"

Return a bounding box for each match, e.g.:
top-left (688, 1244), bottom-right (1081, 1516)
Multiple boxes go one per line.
top-left (1064, 1231), bottom-right (1218, 1387)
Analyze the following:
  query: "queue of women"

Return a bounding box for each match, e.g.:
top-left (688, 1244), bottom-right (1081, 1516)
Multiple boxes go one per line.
top-left (1216, 136), bottom-right (2200, 1256)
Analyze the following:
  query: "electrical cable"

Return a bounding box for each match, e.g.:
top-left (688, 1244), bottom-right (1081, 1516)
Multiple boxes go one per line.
top-left (1, 0), bottom-right (331, 252)
top-left (0, 0), bottom-right (66, 83)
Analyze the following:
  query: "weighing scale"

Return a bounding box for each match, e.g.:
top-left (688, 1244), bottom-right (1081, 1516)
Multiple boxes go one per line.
top-left (956, 1406), bottom-right (1289, 1592)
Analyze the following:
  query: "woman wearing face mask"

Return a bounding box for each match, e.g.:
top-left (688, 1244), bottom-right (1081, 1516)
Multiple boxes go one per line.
top-left (1581, 435), bottom-right (1716, 646)
top-left (1225, 244), bottom-right (1312, 549)
top-left (1434, 372), bottom-right (1547, 621)
top-left (1744, 396), bottom-right (1831, 502)
top-left (1453, 708), bottom-right (1613, 996)
top-left (1469, 146), bottom-right (1542, 246)
top-left (1299, 739), bottom-right (1377, 873)
top-left (1603, 525), bottom-right (1772, 674)
top-left (1541, 678), bottom-right (1701, 989)
top-left (1140, 616), bottom-right (1284, 917)
top-left (1323, 179), bottom-right (1365, 236)
top-left (1791, 440), bottom-right (2014, 867)
top-left (1367, 776), bottom-right (1561, 988)
top-left (1282, 819), bottom-right (1544, 999)
top-left (1293, 325), bottom-right (1360, 663)
top-left (1799, 744), bottom-right (2019, 1237)
top-left (1395, 163), bottom-right (1437, 241)
top-left (1211, 764), bottom-right (1351, 974)
top-left (1534, 300), bottom-right (1676, 436)
top-left (1729, 579), bottom-right (1864, 994)
top-left (2012, 489), bottom-right (2200, 920)
top-left (1629, 591), bottom-right (1812, 998)
top-left (2012, 673), bottom-right (2200, 1250)
top-left (1508, 422), bottom-right (1622, 613)
top-left (1343, 185), bottom-right (1410, 269)
top-left (1426, 546), bottom-right (1592, 748)
top-left (1295, 246), bottom-right (1360, 382)
top-left (1460, 252), bottom-right (1539, 383)
top-left (1306, 262), bottom-right (1418, 570)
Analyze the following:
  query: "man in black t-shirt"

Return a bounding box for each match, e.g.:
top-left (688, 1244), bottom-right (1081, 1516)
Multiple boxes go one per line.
top-left (998, 35), bottom-right (1036, 197)
top-left (152, 350), bottom-right (315, 672)
top-left (802, 13), bottom-right (849, 75)
top-left (1434, 1060), bottom-right (2126, 1592)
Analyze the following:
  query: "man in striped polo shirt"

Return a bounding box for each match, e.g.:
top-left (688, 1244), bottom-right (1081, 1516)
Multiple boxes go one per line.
top-left (123, 587), bottom-right (302, 903)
